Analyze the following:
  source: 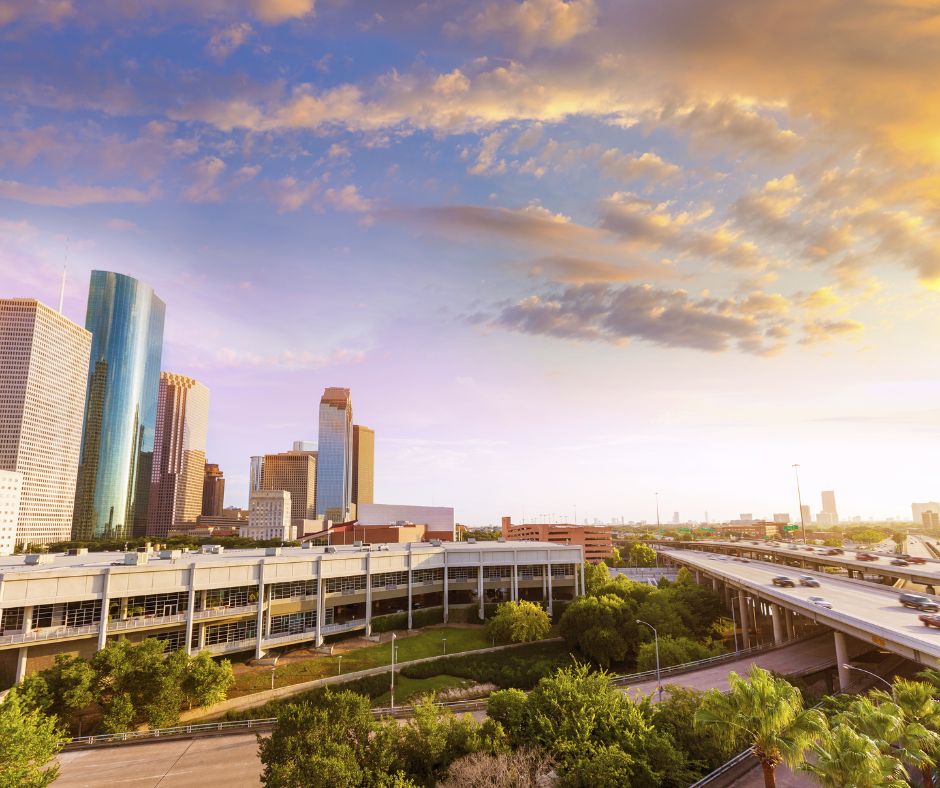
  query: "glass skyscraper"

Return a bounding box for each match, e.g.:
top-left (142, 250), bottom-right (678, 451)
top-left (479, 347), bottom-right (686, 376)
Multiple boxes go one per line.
top-left (315, 387), bottom-right (353, 522)
top-left (72, 271), bottom-right (165, 540)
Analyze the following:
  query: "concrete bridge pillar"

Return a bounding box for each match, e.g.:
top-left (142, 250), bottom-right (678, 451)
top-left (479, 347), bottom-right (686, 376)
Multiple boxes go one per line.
top-left (785, 608), bottom-right (794, 640)
top-left (711, 577), bottom-right (719, 591)
top-left (738, 590), bottom-right (751, 649)
top-left (834, 631), bottom-right (851, 691)
top-left (770, 604), bottom-right (784, 645)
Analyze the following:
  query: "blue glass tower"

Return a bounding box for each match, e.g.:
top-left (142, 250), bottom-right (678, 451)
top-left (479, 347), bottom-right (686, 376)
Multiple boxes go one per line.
top-left (72, 271), bottom-right (165, 540)
top-left (315, 387), bottom-right (353, 522)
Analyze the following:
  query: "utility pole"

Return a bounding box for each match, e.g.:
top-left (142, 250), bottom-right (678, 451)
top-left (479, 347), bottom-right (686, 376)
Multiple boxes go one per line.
top-left (793, 464), bottom-right (807, 543)
top-left (655, 492), bottom-right (660, 529)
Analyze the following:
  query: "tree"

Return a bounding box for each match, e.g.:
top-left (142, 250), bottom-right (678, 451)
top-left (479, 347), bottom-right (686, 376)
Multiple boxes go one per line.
top-left (183, 651), bottom-right (235, 709)
top-left (652, 687), bottom-right (734, 778)
top-left (873, 681), bottom-right (940, 788)
top-left (558, 594), bottom-right (638, 667)
top-left (636, 635), bottom-right (722, 672)
top-left (627, 543), bottom-right (657, 568)
top-left (486, 689), bottom-right (529, 747)
top-left (694, 666), bottom-right (825, 788)
top-left (439, 748), bottom-right (555, 788)
top-left (802, 722), bottom-right (907, 787)
top-left (485, 601), bottom-right (551, 645)
top-left (18, 654), bottom-right (95, 730)
top-left (822, 537), bottom-right (843, 547)
top-left (584, 561), bottom-right (610, 595)
top-left (0, 689), bottom-right (64, 787)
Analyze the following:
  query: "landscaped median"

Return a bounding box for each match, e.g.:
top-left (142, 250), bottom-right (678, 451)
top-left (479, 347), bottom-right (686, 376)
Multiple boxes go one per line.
top-left (182, 630), bottom-right (565, 723)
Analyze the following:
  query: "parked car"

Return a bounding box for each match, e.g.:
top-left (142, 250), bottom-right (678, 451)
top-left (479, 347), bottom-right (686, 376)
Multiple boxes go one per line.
top-left (899, 593), bottom-right (940, 612)
top-left (891, 559), bottom-right (910, 566)
top-left (799, 575), bottom-right (820, 587)
top-left (920, 614), bottom-right (940, 629)
top-left (772, 576), bottom-right (796, 587)
top-left (807, 596), bottom-right (832, 609)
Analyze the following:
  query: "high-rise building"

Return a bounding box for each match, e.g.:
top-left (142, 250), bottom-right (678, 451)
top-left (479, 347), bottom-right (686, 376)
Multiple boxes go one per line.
top-left (821, 490), bottom-right (838, 523)
top-left (773, 513), bottom-right (790, 524)
top-left (243, 489), bottom-right (294, 541)
top-left (315, 387), bottom-right (353, 522)
top-left (923, 511), bottom-right (940, 529)
top-left (912, 502), bottom-right (940, 524)
top-left (73, 271), bottom-right (165, 540)
top-left (249, 456), bottom-right (264, 494)
top-left (261, 451), bottom-right (317, 523)
top-left (352, 424), bottom-right (374, 507)
top-left (202, 463), bottom-right (225, 517)
top-left (0, 470), bottom-right (23, 556)
top-left (0, 299), bottom-right (92, 548)
top-left (142, 372), bottom-right (208, 538)
top-left (800, 504), bottom-right (813, 526)
top-left (292, 440), bottom-right (317, 453)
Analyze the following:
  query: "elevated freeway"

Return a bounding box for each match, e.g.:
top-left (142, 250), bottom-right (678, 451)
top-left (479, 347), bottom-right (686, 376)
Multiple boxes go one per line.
top-left (663, 548), bottom-right (940, 689)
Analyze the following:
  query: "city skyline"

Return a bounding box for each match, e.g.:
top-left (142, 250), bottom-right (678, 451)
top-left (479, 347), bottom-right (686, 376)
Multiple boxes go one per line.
top-left (2, 2), bottom-right (940, 524)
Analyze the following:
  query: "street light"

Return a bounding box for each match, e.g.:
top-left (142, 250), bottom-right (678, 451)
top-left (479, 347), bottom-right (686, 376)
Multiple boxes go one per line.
top-left (843, 663), bottom-right (892, 690)
top-left (636, 619), bottom-right (662, 701)
top-left (270, 654), bottom-right (280, 691)
top-left (337, 654), bottom-right (343, 676)
top-left (442, 636), bottom-right (447, 655)
top-left (390, 633), bottom-right (397, 709)
top-left (793, 464), bottom-right (807, 544)
top-left (655, 493), bottom-right (661, 529)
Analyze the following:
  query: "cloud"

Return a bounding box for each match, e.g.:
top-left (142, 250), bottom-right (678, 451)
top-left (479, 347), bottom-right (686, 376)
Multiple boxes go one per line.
top-left (250, 0), bottom-right (314, 24)
top-left (0, 178), bottom-right (155, 206)
top-left (324, 184), bottom-right (373, 212)
top-left (467, 130), bottom-right (508, 176)
top-left (528, 255), bottom-right (672, 284)
top-left (799, 318), bottom-right (863, 345)
top-left (463, 0), bottom-right (596, 50)
top-left (212, 345), bottom-right (364, 370)
top-left (800, 287), bottom-right (841, 311)
top-left (489, 282), bottom-right (791, 355)
top-left (183, 156), bottom-right (226, 202)
top-left (0, 0), bottom-right (73, 26)
top-left (592, 149), bottom-right (681, 185)
top-left (271, 175), bottom-right (319, 212)
top-left (207, 23), bottom-right (253, 60)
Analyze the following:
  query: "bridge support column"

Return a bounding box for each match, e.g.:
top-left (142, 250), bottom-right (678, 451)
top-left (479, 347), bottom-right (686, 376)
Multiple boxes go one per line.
top-left (785, 609), bottom-right (794, 640)
top-left (770, 605), bottom-right (784, 645)
top-left (711, 577), bottom-right (718, 591)
top-left (15, 646), bottom-right (28, 684)
top-left (834, 631), bottom-right (850, 691)
top-left (738, 590), bottom-right (751, 649)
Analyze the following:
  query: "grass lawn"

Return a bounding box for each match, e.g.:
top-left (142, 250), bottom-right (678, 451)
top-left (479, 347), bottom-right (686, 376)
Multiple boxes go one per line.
top-left (371, 674), bottom-right (474, 707)
top-left (230, 626), bottom-right (491, 696)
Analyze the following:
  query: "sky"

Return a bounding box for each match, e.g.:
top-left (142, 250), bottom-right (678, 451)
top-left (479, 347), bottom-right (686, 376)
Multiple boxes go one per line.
top-left (2, 0), bottom-right (940, 525)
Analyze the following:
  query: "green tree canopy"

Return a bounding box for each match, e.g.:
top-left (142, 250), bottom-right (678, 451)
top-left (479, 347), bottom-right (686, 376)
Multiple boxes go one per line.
top-left (485, 601), bottom-right (551, 645)
top-left (627, 543), bottom-right (657, 568)
top-left (558, 594), bottom-right (639, 667)
top-left (802, 722), bottom-right (907, 788)
top-left (19, 653), bottom-right (95, 728)
top-left (0, 689), bottom-right (64, 788)
top-left (636, 635), bottom-right (724, 672)
top-left (583, 561), bottom-right (610, 595)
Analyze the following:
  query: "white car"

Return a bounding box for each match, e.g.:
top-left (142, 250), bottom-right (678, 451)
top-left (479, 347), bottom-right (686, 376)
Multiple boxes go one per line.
top-left (807, 596), bottom-right (832, 609)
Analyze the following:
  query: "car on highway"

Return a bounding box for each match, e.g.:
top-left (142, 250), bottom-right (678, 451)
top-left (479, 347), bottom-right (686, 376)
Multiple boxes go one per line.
top-left (807, 596), bottom-right (832, 609)
top-left (909, 557), bottom-right (928, 564)
top-left (855, 553), bottom-right (879, 561)
top-left (772, 576), bottom-right (796, 587)
top-left (920, 614), bottom-right (940, 629)
top-left (899, 593), bottom-right (940, 612)
top-left (891, 559), bottom-right (910, 566)
top-left (798, 575), bottom-right (820, 587)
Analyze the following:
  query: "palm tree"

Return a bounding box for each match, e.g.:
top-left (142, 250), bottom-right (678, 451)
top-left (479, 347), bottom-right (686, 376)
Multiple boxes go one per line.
top-left (802, 721), bottom-right (908, 787)
top-left (885, 680), bottom-right (940, 788)
top-left (694, 666), bottom-right (825, 788)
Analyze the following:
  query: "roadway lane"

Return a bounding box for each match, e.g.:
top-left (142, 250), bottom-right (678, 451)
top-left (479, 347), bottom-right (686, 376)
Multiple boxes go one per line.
top-left (664, 549), bottom-right (940, 665)
top-left (56, 733), bottom-right (264, 787)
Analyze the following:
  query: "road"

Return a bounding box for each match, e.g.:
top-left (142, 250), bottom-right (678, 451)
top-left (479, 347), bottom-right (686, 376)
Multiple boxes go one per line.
top-left (665, 549), bottom-right (940, 665)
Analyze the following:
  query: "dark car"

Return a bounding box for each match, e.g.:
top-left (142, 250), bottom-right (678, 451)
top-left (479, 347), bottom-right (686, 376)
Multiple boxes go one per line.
top-left (798, 575), bottom-right (820, 587)
top-left (891, 559), bottom-right (910, 566)
top-left (921, 614), bottom-right (940, 629)
top-left (909, 557), bottom-right (928, 564)
top-left (900, 593), bottom-right (940, 612)
top-left (856, 553), bottom-right (879, 561)
top-left (772, 576), bottom-right (796, 587)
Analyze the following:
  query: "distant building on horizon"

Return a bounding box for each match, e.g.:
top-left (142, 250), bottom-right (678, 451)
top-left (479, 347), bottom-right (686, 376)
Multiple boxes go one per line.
top-left (358, 502), bottom-right (454, 540)
top-left (0, 299), bottom-right (92, 549)
top-left (292, 440), bottom-right (317, 453)
top-left (923, 511), bottom-right (940, 529)
top-left (501, 515), bottom-right (612, 562)
top-left (202, 463), bottom-right (225, 518)
top-left (912, 502), bottom-right (940, 524)
top-left (315, 387), bottom-right (353, 522)
top-left (352, 424), bottom-right (374, 508)
top-left (800, 504), bottom-right (813, 526)
top-left (73, 271), bottom-right (165, 540)
top-left (773, 513), bottom-right (790, 524)
top-left (147, 372), bottom-right (209, 538)
top-left (261, 450), bottom-right (317, 524)
top-left (821, 490), bottom-right (838, 523)
top-left (249, 456), bottom-right (264, 495)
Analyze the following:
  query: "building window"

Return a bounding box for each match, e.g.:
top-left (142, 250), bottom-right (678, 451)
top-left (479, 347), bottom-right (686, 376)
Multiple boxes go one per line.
top-left (269, 580), bottom-right (317, 600)
top-left (154, 630), bottom-right (186, 653)
top-left (412, 568), bottom-right (444, 585)
top-left (122, 592), bottom-right (188, 618)
top-left (483, 566), bottom-right (512, 581)
top-left (325, 575), bottom-right (367, 594)
top-left (201, 619), bottom-right (258, 646)
top-left (448, 567), bottom-right (478, 582)
top-left (0, 606), bottom-right (24, 634)
top-left (371, 571), bottom-right (408, 588)
top-left (268, 610), bottom-right (318, 636)
top-left (204, 586), bottom-right (255, 609)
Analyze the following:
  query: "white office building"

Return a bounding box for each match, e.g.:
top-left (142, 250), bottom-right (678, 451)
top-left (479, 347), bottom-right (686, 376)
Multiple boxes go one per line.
top-left (0, 470), bottom-right (23, 556)
top-left (357, 503), bottom-right (455, 537)
top-left (243, 489), bottom-right (294, 541)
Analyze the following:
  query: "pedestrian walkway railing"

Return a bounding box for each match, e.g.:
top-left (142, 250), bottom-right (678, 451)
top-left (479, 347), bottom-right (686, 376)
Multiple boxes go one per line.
top-left (65, 717), bottom-right (278, 749)
top-left (688, 747), bottom-right (755, 787)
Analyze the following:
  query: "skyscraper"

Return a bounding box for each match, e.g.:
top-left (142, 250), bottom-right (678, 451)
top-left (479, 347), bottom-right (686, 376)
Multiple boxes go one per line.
top-left (261, 451), bottom-right (317, 523)
top-left (315, 387), bottom-right (353, 522)
top-left (821, 490), bottom-right (838, 523)
top-left (72, 271), bottom-right (165, 540)
top-left (202, 463), bottom-right (225, 517)
top-left (147, 372), bottom-right (209, 537)
top-left (0, 299), bottom-right (92, 548)
top-left (249, 456), bottom-right (264, 494)
top-left (352, 424), bottom-right (374, 507)
top-left (800, 504), bottom-right (813, 526)
top-left (0, 469), bottom-right (23, 556)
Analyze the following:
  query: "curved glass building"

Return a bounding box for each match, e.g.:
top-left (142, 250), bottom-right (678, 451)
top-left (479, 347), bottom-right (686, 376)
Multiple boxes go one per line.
top-left (72, 271), bottom-right (165, 540)
top-left (315, 387), bottom-right (353, 522)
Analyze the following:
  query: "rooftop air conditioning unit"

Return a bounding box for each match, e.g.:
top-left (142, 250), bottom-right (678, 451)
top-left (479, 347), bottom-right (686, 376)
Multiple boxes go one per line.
top-left (430, 539), bottom-right (442, 547)
top-left (124, 552), bottom-right (148, 565)
top-left (353, 540), bottom-right (363, 547)
top-left (467, 538), bottom-right (476, 544)
top-left (265, 547), bottom-right (282, 556)
top-left (160, 549), bottom-right (182, 560)
top-left (25, 553), bottom-right (54, 565)
top-left (325, 546), bottom-right (337, 554)
top-left (68, 547), bottom-right (89, 556)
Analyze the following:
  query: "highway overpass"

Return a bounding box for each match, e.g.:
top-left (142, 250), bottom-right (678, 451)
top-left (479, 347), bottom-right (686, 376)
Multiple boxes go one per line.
top-left (658, 539), bottom-right (940, 591)
top-left (662, 548), bottom-right (940, 688)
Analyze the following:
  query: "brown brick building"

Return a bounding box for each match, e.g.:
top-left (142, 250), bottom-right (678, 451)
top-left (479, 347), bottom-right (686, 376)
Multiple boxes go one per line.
top-left (501, 516), bottom-right (611, 562)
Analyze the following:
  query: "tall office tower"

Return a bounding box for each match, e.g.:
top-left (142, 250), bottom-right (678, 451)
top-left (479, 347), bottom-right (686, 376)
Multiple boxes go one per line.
top-left (146, 373), bottom-right (209, 537)
top-left (0, 470), bottom-right (23, 556)
top-left (261, 451), bottom-right (317, 522)
top-left (352, 424), bottom-right (374, 507)
top-left (292, 440), bottom-right (317, 453)
top-left (72, 271), bottom-right (165, 540)
top-left (315, 387), bottom-right (353, 522)
top-left (202, 463), bottom-right (225, 517)
top-left (800, 504), bottom-right (813, 526)
top-left (249, 456), bottom-right (264, 494)
top-left (821, 490), bottom-right (838, 523)
top-left (0, 299), bottom-right (92, 548)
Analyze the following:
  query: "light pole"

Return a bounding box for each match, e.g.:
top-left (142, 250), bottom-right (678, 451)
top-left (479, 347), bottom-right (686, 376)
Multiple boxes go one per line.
top-left (655, 493), bottom-right (660, 529)
top-left (390, 633), bottom-right (397, 709)
top-left (843, 663), bottom-right (892, 690)
top-left (636, 619), bottom-right (662, 701)
top-left (270, 654), bottom-right (280, 691)
top-left (442, 636), bottom-right (447, 655)
top-left (793, 464), bottom-right (807, 543)
top-left (337, 654), bottom-right (343, 676)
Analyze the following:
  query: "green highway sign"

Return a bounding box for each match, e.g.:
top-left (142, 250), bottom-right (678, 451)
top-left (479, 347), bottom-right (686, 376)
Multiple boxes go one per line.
top-left (783, 524), bottom-right (799, 531)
